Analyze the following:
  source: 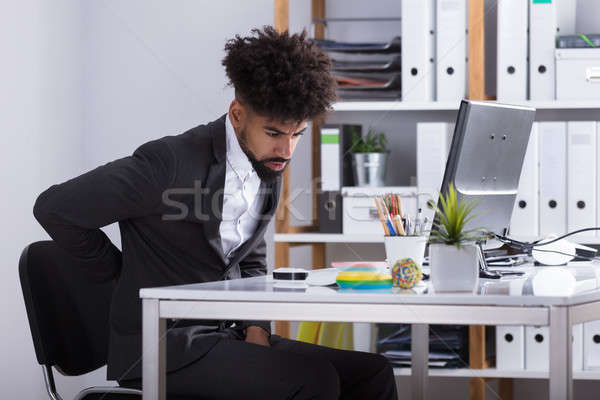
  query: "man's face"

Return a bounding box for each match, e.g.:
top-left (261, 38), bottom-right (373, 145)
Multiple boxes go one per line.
top-left (229, 99), bottom-right (307, 183)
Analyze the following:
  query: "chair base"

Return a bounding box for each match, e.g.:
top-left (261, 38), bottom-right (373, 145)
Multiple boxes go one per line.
top-left (73, 386), bottom-right (142, 400)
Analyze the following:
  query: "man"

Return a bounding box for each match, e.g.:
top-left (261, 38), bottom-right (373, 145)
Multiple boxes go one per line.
top-left (34, 26), bottom-right (398, 399)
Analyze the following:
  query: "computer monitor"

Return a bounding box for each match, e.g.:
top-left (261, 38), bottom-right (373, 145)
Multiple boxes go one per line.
top-left (431, 100), bottom-right (536, 248)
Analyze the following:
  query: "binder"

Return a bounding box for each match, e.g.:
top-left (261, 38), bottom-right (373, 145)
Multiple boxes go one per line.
top-left (496, 326), bottom-right (525, 370)
top-left (510, 123), bottom-right (539, 237)
top-left (319, 125), bottom-right (359, 234)
top-left (556, 0), bottom-right (577, 36)
top-left (525, 326), bottom-right (549, 371)
top-left (435, 0), bottom-right (467, 101)
top-left (320, 127), bottom-right (342, 192)
top-left (402, 0), bottom-right (435, 101)
top-left (497, 0), bottom-right (528, 101)
top-left (353, 323), bottom-right (372, 352)
top-left (567, 121), bottom-right (597, 241)
top-left (584, 320), bottom-right (600, 370)
top-left (416, 123), bottom-right (453, 231)
top-left (318, 191), bottom-right (343, 233)
top-left (524, 324), bottom-right (583, 371)
top-left (529, 0), bottom-right (557, 100)
top-left (319, 125), bottom-right (359, 191)
top-left (539, 122), bottom-right (567, 237)
top-left (598, 122), bottom-right (600, 238)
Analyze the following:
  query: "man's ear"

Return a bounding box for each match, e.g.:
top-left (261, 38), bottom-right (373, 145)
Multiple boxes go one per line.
top-left (228, 99), bottom-right (246, 129)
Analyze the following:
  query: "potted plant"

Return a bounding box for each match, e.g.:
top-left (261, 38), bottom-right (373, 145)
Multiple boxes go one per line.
top-left (428, 183), bottom-right (491, 292)
top-left (350, 128), bottom-right (389, 187)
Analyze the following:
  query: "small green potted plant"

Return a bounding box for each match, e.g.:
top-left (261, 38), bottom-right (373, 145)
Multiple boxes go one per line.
top-left (428, 183), bottom-right (491, 292)
top-left (350, 128), bottom-right (389, 187)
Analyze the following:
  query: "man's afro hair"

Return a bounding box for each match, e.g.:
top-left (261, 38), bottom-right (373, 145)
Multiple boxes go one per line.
top-left (222, 26), bottom-right (337, 122)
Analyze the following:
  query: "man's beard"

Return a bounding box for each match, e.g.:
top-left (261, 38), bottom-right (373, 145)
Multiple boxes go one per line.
top-left (237, 128), bottom-right (288, 183)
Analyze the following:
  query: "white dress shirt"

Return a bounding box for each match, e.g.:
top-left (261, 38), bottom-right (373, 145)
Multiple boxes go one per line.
top-left (219, 114), bottom-right (264, 264)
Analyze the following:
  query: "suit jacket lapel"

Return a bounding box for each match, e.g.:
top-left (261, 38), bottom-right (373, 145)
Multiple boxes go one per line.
top-left (201, 115), bottom-right (227, 265)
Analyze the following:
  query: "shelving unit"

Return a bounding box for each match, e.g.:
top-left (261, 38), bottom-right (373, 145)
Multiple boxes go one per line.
top-left (272, 1), bottom-right (599, 399)
top-left (274, 233), bottom-right (600, 245)
top-left (393, 368), bottom-right (600, 380)
top-left (333, 100), bottom-right (600, 112)
top-left (274, 233), bottom-right (385, 243)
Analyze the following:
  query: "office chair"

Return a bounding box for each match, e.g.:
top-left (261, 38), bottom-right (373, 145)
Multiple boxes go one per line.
top-left (19, 241), bottom-right (142, 400)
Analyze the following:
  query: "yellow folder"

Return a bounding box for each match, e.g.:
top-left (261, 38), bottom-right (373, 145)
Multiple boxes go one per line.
top-left (296, 321), bottom-right (354, 350)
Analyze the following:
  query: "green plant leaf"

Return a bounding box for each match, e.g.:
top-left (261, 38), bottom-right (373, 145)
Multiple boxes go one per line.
top-left (378, 134), bottom-right (387, 152)
top-left (427, 183), bottom-right (490, 246)
top-left (351, 128), bottom-right (387, 153)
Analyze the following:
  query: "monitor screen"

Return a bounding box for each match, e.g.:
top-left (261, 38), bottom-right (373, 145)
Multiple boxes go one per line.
top-left (430, 100), bottom-right (536, 245)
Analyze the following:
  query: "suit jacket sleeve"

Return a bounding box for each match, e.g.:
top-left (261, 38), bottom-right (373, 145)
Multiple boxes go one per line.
top-left (237, 236), bottom-right (272, 335)
top-left (33, 140), bottom-right (176, 281)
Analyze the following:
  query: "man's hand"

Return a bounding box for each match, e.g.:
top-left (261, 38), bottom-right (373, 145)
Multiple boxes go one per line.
top-left (245, 326), bottom-right (271, 347)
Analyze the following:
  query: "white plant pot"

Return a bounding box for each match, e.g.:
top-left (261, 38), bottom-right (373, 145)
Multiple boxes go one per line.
top-left (429, 243), bottom-right (479, 293)
top-left (383, 235), bottom-right (427, 268)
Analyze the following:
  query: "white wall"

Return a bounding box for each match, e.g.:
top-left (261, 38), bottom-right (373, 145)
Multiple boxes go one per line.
top-left (1, 0), bottom-right (273, 398)
top-left (577, 0), bottom-right (600, 33)
top-left (83, 0), bottom-right (275, 257)
top-left (0, 0), bottom-right (86, 398)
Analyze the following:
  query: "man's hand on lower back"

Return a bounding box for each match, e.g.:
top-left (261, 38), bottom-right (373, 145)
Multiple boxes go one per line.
top-left (245, 326), bottom-right (271, 347)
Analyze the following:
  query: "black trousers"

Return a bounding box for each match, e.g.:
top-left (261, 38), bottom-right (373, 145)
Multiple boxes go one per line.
top-left (120, 331), bottom-right (398, 400)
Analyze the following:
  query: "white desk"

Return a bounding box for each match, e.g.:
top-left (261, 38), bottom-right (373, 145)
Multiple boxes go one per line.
top-left (140, 263), bottom-right (600, 400)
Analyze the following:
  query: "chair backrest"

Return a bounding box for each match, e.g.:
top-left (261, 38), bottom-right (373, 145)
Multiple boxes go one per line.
top-left (19, 241), bottom-right (115, 376)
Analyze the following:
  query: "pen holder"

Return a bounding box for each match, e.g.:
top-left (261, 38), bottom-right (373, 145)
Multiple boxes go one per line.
top-left (383, 235), bottom-right (427, 268)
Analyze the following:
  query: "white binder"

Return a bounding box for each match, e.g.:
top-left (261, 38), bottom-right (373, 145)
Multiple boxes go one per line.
top-left (510, 123), bottom-right (539, 237)
top-left (598, 122), bottom-right (600, 238)
top-left (525, 326), bottom-right (549, 371)
top-left (496, 326), bottom-right (525, 370)
top-left (435, 0), bottom-right (467, 101)
top-left (529, 0), bottom-right (557, 100)
top-left (353, 323), bottom-right (371, 352)
top-left (402, 0), bottom-right (435, 101)
top-left (417, 122), bottom-right (453, 230)
top-left (573, 323), bottom-right (583, 371)
top-left (556, 0), bottom-right (577, 36)
top-left (539, 122), bottom-right (567, 237)
top-left (584, 320), bottom-right (600, 370)
top-left (567, 121), bottom-right (597, 241)
top-left (524, 324), bottom-right (583, 371)
top-left (497, 0), bottom-right (528, 101)
top-left (320, 127), bottom-right (341, 191)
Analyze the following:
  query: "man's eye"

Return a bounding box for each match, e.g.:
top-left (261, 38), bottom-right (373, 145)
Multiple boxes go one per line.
top-left (267, 132), bottom-right (279, 137)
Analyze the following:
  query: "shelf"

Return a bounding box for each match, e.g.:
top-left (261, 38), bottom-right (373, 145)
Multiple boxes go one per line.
top-left (274, 233), bottom-right (600, 245)
top-left (274, 233), bottom-right (384, 243)
top-left (393, 368), bottom-right (600, 380)
top-left (332, 100), bottom-right (600, 112)
top-left (332, 102), bottom-right (459, 111)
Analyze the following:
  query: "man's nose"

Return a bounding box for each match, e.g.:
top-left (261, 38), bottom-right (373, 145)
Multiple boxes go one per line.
top-left (276, 137), bottom-right (294, 159)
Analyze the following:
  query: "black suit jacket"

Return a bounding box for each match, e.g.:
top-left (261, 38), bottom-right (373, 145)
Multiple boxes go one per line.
top-left (33, 115), bottom-right (281, 380)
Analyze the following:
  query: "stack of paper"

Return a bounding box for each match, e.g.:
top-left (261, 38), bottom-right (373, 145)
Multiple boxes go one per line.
top-left (314, 37), bottom-right (402, 100)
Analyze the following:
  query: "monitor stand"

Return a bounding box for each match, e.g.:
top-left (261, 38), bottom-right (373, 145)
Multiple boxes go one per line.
top-left (477, 241), bottom-right (525, 279)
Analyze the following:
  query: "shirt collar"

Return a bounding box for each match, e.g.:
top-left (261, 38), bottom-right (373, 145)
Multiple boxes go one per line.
top-left (225, 113), bottom-right (255, 177)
